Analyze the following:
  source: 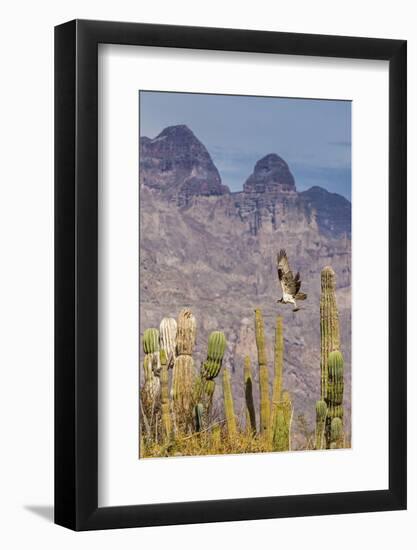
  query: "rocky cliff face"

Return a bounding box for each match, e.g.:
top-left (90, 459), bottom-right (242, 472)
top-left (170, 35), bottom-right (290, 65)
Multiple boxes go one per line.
top-left (139, 125), bottom-right (351, 446)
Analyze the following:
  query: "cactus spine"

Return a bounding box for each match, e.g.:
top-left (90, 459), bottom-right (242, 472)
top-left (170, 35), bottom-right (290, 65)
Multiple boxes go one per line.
top-left (255, 309), bottom-right (270, 437)
top-left (315, 399), bottom-right (327, 450)
top-left (172, 309), bottom-right (197, 428)
top-left (159, 317), bottom-right (177, 368)
top-left (244, 356), bottom-right (257, 435)
top-left (320, 267), bottom-right (340, 400)
top-left (222, 368), bottom-right (237, 438)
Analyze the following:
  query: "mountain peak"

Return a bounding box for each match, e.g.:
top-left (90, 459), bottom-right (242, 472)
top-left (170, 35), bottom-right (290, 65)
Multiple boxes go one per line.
top-left (140, 125), bottom-right (230, 202)
top-left (157, 124), bottom-right (196, 140)
top-left (244, 153), bottom-right (296, 193)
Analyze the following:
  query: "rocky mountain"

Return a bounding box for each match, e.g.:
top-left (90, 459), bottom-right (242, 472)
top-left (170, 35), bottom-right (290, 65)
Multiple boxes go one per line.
top-left (139, 125), bottom-right (230, 205)
top-left (300, 186), bottom-right (351, 239)
top-left (139, 125), bottom-right (351, 447)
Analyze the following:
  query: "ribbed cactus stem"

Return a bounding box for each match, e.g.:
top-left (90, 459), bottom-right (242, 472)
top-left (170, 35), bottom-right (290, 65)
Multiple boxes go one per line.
top-left (198, 331), bottom-right (227, 417)
top-left (330, 417), bottom-right (344, 449)
top-left (194, 403), bottom-right (204, 432)
top-left (160, 360), bottom-right (171, 441)
top-left (244, 356), bottom-right (257, 435)
top-left (202, 331), bottom-right (227, 380)
top-left (223, 368), bottom-right (237, 438)
top-left (176, 308), bottom-right (196, 355)
top-left (143, 328), bottom-right (159, 355)
top-left (159, 317), bottom-right (177, 368)
top-left (320, 267), bottom-right (340, 400)
top-left (172, 355), bottom-right (195, 421)
top-left (255, 309), bottom-right (270, 437)
top-left (315, 399), bottom-right (327, 450)
top-left (142, 328), bottom-right (161, 399)
top-left (325, 350), bottom-right (345, 447)
top-left (271, 391), bottom-right (292, 452)
top-left (172, 309), bottom-right (197, 429)
top-left (272, 316), bottom-right (283, 417)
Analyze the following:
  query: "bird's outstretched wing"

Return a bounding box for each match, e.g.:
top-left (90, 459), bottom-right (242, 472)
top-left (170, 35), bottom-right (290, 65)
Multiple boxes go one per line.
top-left (277, 249), bottom-right (301, 297)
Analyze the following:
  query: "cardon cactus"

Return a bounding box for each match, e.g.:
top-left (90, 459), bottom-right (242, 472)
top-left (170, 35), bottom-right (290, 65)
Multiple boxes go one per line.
top-left (172, 309), bottom-right (197, 428)
top-left (198, 331), bottom-right (227, 414)
top-left (272, 316), bottom-right (283, 418)
top-left (194, 403), bottom-right (204, 432)
top-left (244, 356), bottom-right (256, 435)
top-left (330, 417), bottom-right (344, 449)
top-left (143, 328), bottom-right (159, 355)
top-left (271, 391), bottom-right (293, 452)
top-left (176, 308), bottom-right (196, 355)
top-left (201, 331), bottom-right (227, 380)
top-left (222, 368), bottom-right (237, 438)
top-left (172, 355), bottom-right (196, 424)
top-left (142, 328), bottom-right (161, 399)
top-left (160, 353), bottom-right (171, 442)
top-left (255, 309), bottom-right (270, 438)
top-left (320, 267), bottom-right (340, 400)
top-left (325, 350), bottom-right (344, 447)
top-left (315, 399), bottom-right (327, 450)
top-left (327, 351), bottom-right (344, 408)
top-left (159, 317), bottom-right (177, 368)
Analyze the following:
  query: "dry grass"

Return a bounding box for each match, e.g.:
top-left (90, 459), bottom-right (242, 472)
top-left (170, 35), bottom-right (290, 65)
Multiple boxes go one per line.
top-left (140, 423), bottom-right (273, 458)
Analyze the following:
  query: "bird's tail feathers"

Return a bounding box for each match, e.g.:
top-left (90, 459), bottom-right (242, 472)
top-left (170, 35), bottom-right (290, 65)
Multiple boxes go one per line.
top-left (295, 292), bottom-right (307, 301)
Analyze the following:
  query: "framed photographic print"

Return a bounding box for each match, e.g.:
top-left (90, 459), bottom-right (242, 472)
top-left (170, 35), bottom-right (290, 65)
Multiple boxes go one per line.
top-left (55, 20), bottom-right (407, 530)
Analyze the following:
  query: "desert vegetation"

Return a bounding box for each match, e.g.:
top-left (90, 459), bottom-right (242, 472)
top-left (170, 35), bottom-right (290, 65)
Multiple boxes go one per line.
top-left (140, 265), bottom-right (347, 458)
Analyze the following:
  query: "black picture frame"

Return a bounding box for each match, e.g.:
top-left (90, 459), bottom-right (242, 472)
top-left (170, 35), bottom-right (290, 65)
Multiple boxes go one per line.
top-left (55, 19), bottom-right (407, 531)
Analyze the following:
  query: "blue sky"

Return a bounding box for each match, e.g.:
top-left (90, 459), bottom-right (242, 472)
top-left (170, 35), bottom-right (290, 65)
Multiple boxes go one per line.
top-left (140, 91), bottom-right (351, 200)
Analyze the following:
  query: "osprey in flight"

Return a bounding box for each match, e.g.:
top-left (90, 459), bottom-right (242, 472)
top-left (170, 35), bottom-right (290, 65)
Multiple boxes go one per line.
top-left (276, 249), bottom-right (307, 312)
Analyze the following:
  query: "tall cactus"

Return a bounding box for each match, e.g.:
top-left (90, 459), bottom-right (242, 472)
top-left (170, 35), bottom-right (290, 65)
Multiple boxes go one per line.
top-left (222, 368), bottom-right (237, 438)
top-left (172, 309), bottom-right (197, 428)
top-left (315, 399), bottom-right (327, 450)
top-left (320, 267), bottom-right (340, 400)
top-left (330, 417), bottom-right (344, 449)
top-left (255, 309), bottom-right (270, 438)
top-left (325, 350), bottom-right (344, 447)
top-left (159, 317), bottom-right (177, 368)
top-left (259, 366), bottom-right (270, 439)
top-left (159, 348), bottom-right (171, 442)
top-left (199, 331), bottom-right (227, 410)
top-left (176, 308), bottom-right (196, 355)
top-left (142, 328), bottom-right (161, 399)
top-left (272, 316), bottom-right (283, 418)
top-left (244, 356), bottom-right (257, 435)
top-left (272, 391), bottom-right (293, 451)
